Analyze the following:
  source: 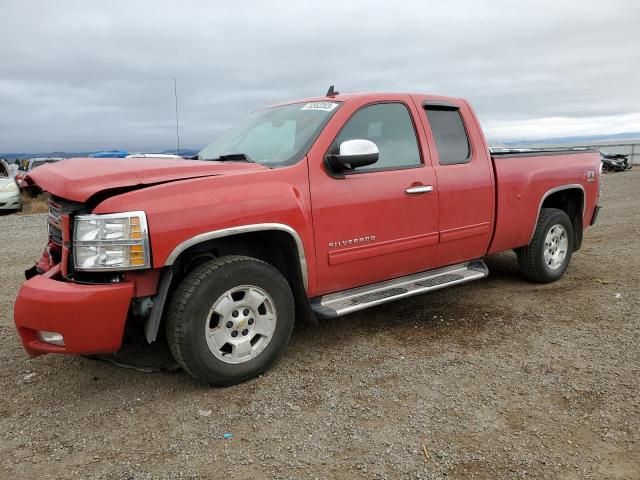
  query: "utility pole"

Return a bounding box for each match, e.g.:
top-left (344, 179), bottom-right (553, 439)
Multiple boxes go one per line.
top-left (174, 78), bottom-right (180, 155)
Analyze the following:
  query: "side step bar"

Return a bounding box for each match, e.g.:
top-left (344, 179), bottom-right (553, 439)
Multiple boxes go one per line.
top-left (310, 260), bottom-right (488, 318)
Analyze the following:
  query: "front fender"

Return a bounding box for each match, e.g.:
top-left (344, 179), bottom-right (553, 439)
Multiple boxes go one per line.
top-left (93, 161), bottom-right (317, 293)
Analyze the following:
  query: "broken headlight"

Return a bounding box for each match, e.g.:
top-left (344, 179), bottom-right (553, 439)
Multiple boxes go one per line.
top-left (73, 211), bottom-right (150, 271)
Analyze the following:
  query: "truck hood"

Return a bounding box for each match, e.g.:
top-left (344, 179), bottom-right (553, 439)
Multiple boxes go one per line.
top-left (26, 157), bottom-right (267, 202)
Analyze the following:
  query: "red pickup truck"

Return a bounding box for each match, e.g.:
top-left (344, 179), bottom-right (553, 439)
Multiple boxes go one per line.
top-left (14, 91), bottom-right (602, 385)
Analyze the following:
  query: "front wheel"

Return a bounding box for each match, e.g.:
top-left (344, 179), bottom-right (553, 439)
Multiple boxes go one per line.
top-left (166, 255), bottom-right (295, 386)
top-left (517, 208), bottom-right (574, 283)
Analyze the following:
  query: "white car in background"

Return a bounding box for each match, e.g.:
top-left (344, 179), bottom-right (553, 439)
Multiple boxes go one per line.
top-left (15, 157), bottom-right (65, 189)
top-left (0, 161), bottom-right (21, 212)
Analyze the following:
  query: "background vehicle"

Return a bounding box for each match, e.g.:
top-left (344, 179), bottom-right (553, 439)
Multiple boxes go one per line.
top-left (15, 157), bottom-right (64, 184)
top-left (88, 150), bottom-right (129, 158)
top-left (15, 157), bottom-right (65, 195)
top-left (14, 92), bottom-right (602, 386)
top-left (0, 159), bottom-right (18, 178)
top-left (0, 162), bottom-right (21, 212)
top-left (8, 163), bottom-right (19, 177)
top-left (600, 152), bottom-right (631, 172)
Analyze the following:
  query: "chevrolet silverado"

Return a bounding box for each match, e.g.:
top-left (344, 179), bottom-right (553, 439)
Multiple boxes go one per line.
top-left (14, 91), bottom-right (602, 385)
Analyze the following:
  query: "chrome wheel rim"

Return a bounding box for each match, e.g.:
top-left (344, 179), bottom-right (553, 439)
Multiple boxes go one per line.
top-left (543, 224), bottom-right (569, 270)
top-left (204, 285), bottom-right (277, 364)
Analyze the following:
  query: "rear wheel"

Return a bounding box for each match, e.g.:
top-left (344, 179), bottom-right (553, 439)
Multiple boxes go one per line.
top-left (517, 208), bottom-right (574, 283)
top-left (166, 255), bottom-right (295, 386)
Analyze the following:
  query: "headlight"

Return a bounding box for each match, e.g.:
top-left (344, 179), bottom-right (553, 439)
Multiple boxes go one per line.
top-left (1, 181), bottom-right (18, 193)
top-left (73, 211), bottom-right (150, 271)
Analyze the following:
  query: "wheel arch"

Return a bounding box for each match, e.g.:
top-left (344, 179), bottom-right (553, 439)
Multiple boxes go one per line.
top-left (165, 223), bottom-right (308, 290)
top-left (534, 185), bottom-right (585, 251)
top-left (144, 224), bottom-right (313, 343)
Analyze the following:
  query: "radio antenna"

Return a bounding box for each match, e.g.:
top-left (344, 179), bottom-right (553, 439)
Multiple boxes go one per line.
top-left (174, 78), bottom-right (181, 155)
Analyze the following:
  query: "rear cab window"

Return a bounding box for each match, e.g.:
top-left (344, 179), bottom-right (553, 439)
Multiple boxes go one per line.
top-left (424, 106), bottom-right (471, 165)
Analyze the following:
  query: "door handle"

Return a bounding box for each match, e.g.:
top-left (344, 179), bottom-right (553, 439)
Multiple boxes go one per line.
top-left (405, 185), bottom-right (433, 194)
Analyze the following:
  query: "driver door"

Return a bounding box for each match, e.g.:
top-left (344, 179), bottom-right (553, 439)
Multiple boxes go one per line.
top-left (308, 98), bottom-right (439, 295)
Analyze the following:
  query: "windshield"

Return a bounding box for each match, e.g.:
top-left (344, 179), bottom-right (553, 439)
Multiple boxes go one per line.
top-left (198, 101), bottom-right (341, 167)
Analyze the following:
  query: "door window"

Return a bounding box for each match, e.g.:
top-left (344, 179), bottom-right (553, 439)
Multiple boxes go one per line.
top-left (424, 108), bottom-right (471, 165)
top-left (331, 103), bottom-right (421, 171)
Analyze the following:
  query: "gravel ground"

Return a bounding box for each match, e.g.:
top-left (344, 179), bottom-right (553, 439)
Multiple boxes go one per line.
top-left (1, 171), bottom-right (639, 479)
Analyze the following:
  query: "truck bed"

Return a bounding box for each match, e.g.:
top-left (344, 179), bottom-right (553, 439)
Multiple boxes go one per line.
top-left (487, 149), bottom-right (600, 254)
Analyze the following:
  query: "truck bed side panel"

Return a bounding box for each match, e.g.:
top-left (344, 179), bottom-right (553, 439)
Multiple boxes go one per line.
top-left (488, 152), bottom-right (600, 254)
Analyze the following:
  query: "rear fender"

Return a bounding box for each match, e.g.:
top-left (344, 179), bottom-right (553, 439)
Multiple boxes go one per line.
top-left (533, 185), bottom-right (585, 251)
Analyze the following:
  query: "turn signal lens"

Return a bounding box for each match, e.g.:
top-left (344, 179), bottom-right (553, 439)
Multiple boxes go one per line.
top-left (130, 216), bottom-right (142, 240)
top-left (129, 244), bottom-right (145, 266)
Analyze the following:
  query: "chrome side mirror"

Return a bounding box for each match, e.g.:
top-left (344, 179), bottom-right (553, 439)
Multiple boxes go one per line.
top-left (326, 139), bottom-right (379, 172)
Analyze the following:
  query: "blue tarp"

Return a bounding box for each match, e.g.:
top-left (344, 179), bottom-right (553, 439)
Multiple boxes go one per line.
top-left (88, 150), bottom-right (129, 158)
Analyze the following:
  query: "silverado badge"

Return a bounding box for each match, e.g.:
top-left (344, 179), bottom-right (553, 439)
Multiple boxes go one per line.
top-left (328, 235), bottom-right (376, 248)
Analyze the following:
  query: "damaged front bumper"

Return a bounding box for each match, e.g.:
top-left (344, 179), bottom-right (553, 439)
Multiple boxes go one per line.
top-left (14, 264), bottom-right (134, 356)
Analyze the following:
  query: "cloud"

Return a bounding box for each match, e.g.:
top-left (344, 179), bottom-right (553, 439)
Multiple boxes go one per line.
top-left (484, 112), bottom-right (640, 141)
top-left (0, 0), bottom-right (638, 151)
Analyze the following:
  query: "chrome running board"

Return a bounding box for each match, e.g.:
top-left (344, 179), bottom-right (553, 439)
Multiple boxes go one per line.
top-left (310, 260), bottom-right (488, 318)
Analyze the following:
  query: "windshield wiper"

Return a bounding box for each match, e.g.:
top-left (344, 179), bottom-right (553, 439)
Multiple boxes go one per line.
top-left (206, 153), bottom-right (254, 163)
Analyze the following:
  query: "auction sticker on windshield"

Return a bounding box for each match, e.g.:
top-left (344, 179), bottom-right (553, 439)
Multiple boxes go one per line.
top-left (301, 102), bottom-right (339, 112)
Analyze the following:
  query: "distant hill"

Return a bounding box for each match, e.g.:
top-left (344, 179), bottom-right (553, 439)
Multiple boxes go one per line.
top-left (4, 132), bottom-right (639, 161)
top-left (0, 152), bottom-right (91, 161)
top-left (0, 148), bottom-right (200, 161)
top-left (497, 132), bottom-right (640, 147)
top-left (160, 149), bottom-right (199, 157)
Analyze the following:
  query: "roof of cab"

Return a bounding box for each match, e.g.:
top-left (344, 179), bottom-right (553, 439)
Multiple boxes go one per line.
top-left (269, 91), bottom-right (463, 108)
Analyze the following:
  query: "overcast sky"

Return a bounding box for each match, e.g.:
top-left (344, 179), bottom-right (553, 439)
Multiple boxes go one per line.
top-left (1, 0), bottom-right (639, 152)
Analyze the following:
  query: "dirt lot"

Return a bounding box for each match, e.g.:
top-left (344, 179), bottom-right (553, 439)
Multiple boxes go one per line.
top-left (1, 171), bottom-right (639, 480)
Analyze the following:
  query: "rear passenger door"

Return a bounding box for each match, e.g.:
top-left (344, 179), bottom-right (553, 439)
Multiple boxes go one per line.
top-left (418, 100), bottom-right (495, 267)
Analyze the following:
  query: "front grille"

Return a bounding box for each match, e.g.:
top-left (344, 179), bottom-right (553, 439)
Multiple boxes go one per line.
top-left (48, 222), bottom-right (63, 245)
top-left (48, 200), bottom-right (63, 246)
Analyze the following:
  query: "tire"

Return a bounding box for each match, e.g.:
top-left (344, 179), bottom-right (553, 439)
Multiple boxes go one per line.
top-left (165, 255), bottom-right (295, 386)
top-left (517, 208), bottom-right (574, 283)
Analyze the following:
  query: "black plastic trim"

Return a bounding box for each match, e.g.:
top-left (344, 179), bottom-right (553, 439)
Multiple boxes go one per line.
top-left (344, 164), bottom-right (425, 175)
top-left (590, 205), bottom-right (602, 226)
top-left (144, 267), bottom-right (174, 343)
top-left (326, 152), bottom-right (379, 171)
top-left (24, 265), bottom-right (39, 280)
top-left (421, 100), bottom-right (459, 110)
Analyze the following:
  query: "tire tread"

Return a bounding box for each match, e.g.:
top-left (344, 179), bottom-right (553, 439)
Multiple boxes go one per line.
top-left (517, 208), bottom-right (573, 283)
top-left (165, 255), bottom-right (278, 383)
